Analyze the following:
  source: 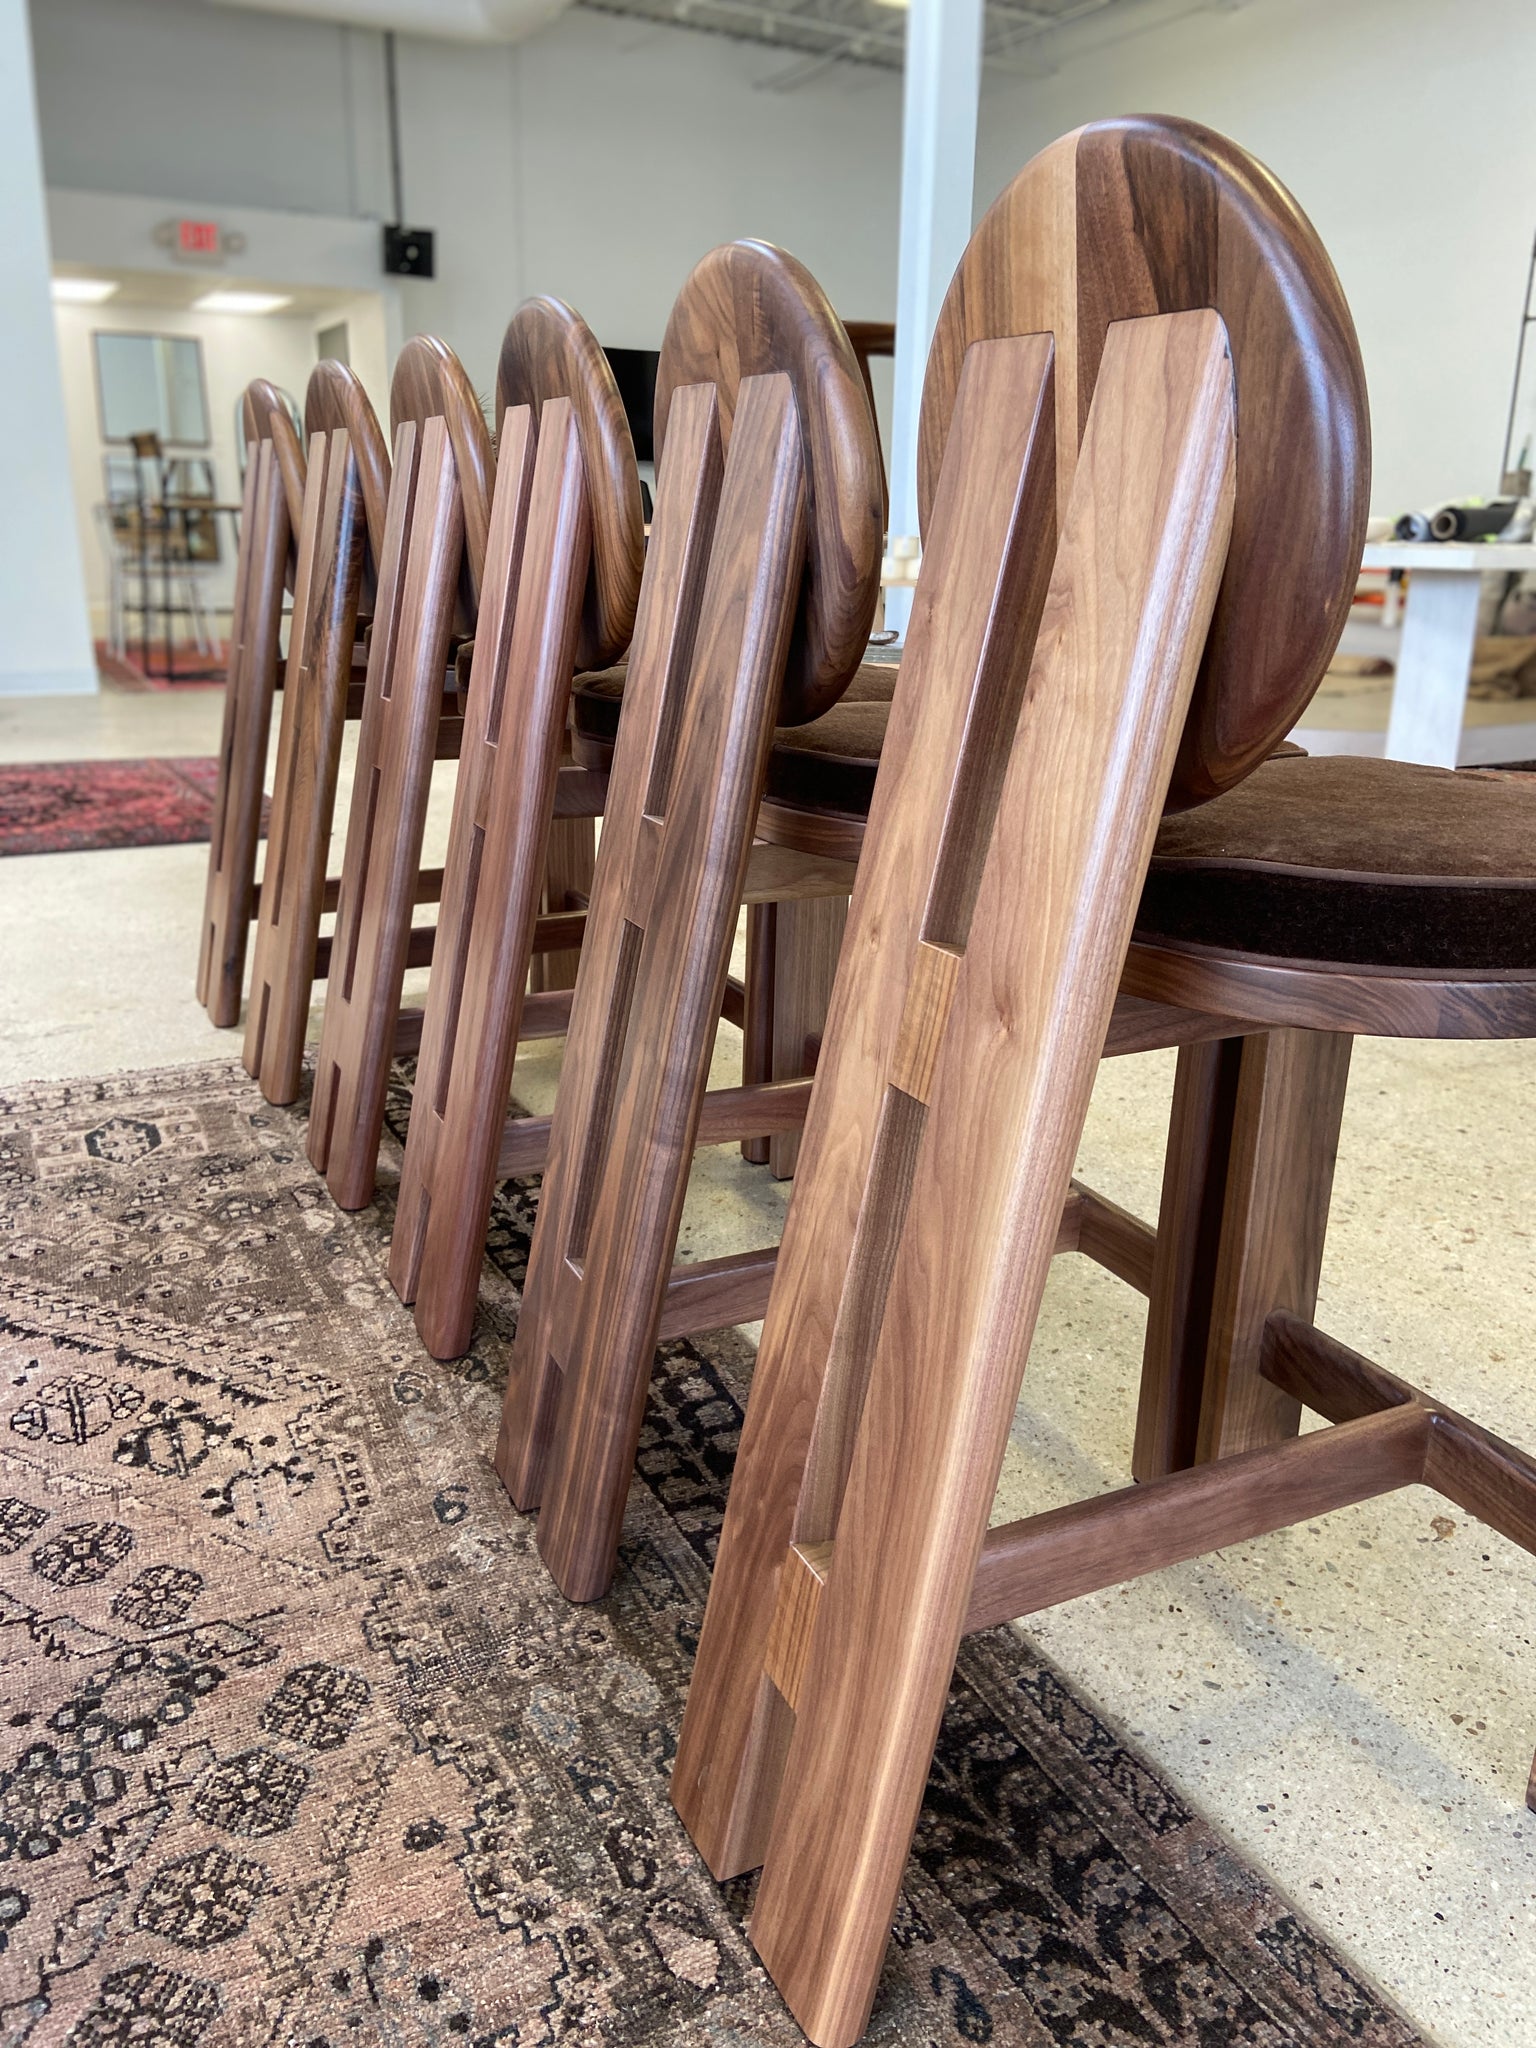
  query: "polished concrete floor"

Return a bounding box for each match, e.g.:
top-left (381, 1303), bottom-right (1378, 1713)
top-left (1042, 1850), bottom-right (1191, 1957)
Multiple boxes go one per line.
top-left (2, 679), bottom-right (1534, 2048)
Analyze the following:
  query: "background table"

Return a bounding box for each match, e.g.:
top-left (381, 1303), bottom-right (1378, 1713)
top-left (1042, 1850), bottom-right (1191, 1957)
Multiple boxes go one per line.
top-left (1358, 541), bottom-right (1536, 767)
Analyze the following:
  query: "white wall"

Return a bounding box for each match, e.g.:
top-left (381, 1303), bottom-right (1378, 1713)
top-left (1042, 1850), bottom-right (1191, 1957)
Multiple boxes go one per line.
top-left (975, 0), bottom-right (1536, 522)
top-left (30, 0), bottom-right (903, 400)
top-left (1, 0), bottom-right (94, 696)
top-left (28, 0), bottom-right (1536, 531)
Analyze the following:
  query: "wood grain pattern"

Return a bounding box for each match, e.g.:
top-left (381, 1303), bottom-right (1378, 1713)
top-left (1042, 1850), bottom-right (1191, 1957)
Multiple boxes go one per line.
top-left (675, 312), bottom-right (1237, 2048)
top-left (496, 296), bottom-right (644, 670)
top-left (391, 335), bottom-right (494, 629)
top-left (243, 421), bottom-right (369, 1102)
top-left (916, 116), bottom-right (1369, 808)
top-left (763, 1541), bottom-right (833, 1715)
top-left (1132, 1035), bottom-right (1246, 1480)
top-left (653, 240), bottom-right (883, 724)
top-left (532, 371), bottom-right (808, 1601)
top-left (526, 815), bottom-right (595, 995)
top-left (1189, 1029), bottom-right (1353, 1463)
top-left (1122, 939), bottom-right (1536, 1039)
top-left (493, 1075), bottom-right (816, 1182)
top-left (494, 379), bottom-right (728, 1510)
top-left (888, 940), bottom-right (962, 1105)
top-left (391, 389), bottom-right (592, 1344)
top-left (241, 378), bottom-right (305, 538)
top-left (1262, 1312), bottom-right (1536, 1557)
top-left (969, 1404), bottom-right (1428, 1631)
top-left (764, 892), bottom-right (847, 1178)
top-left (197, 436), bottom-right (291, 1026)
top-left (770, 1406), bottom-right (1427, 1689)
top-left (306, 358), bottom-right (391, 594)
top-left (673, 330), bottom-right (1063, 1896)
top-left (751, 320), bottom-right (1234, 2048)
top-left (307, 410), bottom-right (467, 1208)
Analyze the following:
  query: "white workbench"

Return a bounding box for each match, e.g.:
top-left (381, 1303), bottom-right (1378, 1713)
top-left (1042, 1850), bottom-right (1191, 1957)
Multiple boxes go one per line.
top-left (1359, 541), bottom-right (1536, 767)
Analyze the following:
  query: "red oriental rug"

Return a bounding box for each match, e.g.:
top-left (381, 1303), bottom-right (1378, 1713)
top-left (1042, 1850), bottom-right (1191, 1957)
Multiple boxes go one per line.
top-left (0, 757), bottom-right (266, 858)
top-left (95, 641), bottom-right (230, 691)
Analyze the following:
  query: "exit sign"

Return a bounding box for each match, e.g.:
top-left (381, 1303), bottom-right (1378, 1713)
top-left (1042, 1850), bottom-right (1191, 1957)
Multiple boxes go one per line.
top-left (178, 219), bottom-right (220, 257)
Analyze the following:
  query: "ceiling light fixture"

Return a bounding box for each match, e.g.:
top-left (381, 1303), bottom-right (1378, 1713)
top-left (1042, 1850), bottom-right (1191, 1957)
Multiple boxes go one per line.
top-left (192, 289), bottom-right (294, 315)
top-left (51, 276), bottom-right (120, 304)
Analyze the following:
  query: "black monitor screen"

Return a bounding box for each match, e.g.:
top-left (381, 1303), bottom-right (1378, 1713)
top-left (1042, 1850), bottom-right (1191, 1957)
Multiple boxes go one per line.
top-left (604, 346), bottom-right (660, 465)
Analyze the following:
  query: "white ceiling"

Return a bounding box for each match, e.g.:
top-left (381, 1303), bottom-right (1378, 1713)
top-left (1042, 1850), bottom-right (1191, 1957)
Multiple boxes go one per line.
top-left (578, 0), bottom-right (1170, 77)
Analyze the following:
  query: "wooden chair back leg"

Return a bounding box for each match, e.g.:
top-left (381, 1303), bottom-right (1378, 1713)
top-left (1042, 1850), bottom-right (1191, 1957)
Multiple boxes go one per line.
top-left (493, 370), bottom-right (809, 1601)
top-left (389, 397), bottom-right (592, 1334)
top-left (1134, 1026), bottom-right (1353, 1477)
top-left (242, 428), bottom-right (368, 1103)
top-left (673, 313), bottom-right (1237, 2048)
top-left (307, 412), bottom-right (465, 1208)
top-left (197, 437), bottom-right (291, 1027)
top-left (528, 814), bottom-right (596, 993)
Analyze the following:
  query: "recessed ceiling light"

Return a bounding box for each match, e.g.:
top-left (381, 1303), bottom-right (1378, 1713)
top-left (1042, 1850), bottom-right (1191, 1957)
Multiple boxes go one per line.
top-left (52, 276), bottom-right (120, 304)
top-left (193, 289), bottom-right (294, 315)
top-left (869, 0), bottom-right (910, 9)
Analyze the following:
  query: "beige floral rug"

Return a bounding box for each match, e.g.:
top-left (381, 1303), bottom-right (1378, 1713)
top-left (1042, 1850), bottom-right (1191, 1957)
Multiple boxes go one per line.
top-left (0, 1059), bottom-right (1430, 2047)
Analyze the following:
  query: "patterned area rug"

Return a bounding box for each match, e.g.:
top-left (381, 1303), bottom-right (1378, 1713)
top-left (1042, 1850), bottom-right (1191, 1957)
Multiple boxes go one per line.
top-left (0, 1060), bottom-right (1430, 2047)
top-left (0, 760), bottom-right (264, 859)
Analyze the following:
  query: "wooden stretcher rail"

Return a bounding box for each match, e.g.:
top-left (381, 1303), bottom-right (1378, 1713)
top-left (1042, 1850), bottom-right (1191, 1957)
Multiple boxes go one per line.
top-left (1262, 1311), bottom-right (1536, 1554)
top-left (766, 1404), bottom-right (1430, 1715)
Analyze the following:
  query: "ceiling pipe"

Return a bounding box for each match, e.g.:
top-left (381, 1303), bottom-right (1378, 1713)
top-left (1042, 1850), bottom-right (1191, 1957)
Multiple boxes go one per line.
top-left (203, 0), bottom-right (572, 42)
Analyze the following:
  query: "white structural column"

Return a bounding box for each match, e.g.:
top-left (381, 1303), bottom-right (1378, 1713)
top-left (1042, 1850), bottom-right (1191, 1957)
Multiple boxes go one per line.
top-left (0, 0), bottom-right (95, 696)
top-left (883, 0), bottom-right (985, 639)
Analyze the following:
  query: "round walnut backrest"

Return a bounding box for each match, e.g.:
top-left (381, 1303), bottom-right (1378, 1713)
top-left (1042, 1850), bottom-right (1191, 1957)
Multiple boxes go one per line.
top-left (496, 298), bottom-right (644, 673)
top-left (240, 377), bottom-right (306, 536)
top-left (918, 116), bottom-right (1370, 810)
top-left (390, 336), bottom-right (495, 621)
top-left (652, 240), bottom-right (885, 727)
top-left (305, 359), bottom-right (391, 580)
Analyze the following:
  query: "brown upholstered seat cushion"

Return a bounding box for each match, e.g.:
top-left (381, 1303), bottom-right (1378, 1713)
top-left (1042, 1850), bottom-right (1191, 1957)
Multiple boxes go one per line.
top-left (570, 655), bottom-right (899, 811)
top-left (1137, 754), bottom-right (1536, 972)
top-left (763, 658), bottom-right (896, 814)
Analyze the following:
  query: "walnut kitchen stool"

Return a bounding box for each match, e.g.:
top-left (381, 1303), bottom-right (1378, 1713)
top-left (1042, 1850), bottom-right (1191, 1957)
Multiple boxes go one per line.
top-left (666, 116), bottom-right (1422, 2048)
top-left (197, 379), bottom-right (305, 1028)
top-left (305, 337), bottom-right (496, 1210)
top-left (489, 239), bottom-right (884, 1599)
top-left (386, 298), bottom-right (644, 1333)
top-left (241, 361), bottom-right (391, 1106)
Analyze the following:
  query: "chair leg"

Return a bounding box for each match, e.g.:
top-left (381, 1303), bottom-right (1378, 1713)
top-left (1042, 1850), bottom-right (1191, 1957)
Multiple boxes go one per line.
top-left (1133, 1033), bottom-right (1246, 1480)
top-left (739, 900), bottom-right (776, 1166)
top-left (390, 397), bottom-right (592, 1357)
top-left (244, 428), bottom-right (367, 1106)
top-left (307, 416), bottom-right (464, 1210)
top-left (494, 375), bottom-right (801, 1602)
top-left (1192, 1028), bottom-right (1353, 1463)
top-left (675, 314), bottom-right (1236, 2048)
top-left (527, 812), bottom-right (595, 994)
top-left (765, 890), bottom-right (847, 1178)
top-left (198, 444), bottom-right (290, 1028)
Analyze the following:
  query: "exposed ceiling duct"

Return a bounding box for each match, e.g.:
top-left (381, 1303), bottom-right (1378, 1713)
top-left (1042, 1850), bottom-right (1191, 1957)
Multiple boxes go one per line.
top-left (203, 0), bottom-right (573, 41)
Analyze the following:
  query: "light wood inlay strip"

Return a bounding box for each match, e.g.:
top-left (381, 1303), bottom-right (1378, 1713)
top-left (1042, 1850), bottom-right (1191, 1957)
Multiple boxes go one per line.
top-left (765, 1541), bottom-right (834, 1713)
top-left (888, 942), bottom-right (963, 1105)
